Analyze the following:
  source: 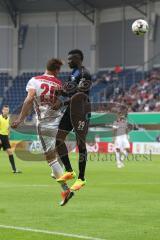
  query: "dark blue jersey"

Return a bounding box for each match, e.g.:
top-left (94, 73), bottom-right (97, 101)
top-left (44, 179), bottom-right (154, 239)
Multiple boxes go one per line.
top-left (63, 66), bottom-right (92, 98)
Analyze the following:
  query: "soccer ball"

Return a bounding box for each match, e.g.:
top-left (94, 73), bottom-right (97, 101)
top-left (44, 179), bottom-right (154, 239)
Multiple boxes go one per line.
top-left (132, 19), bottom-right (149, 36)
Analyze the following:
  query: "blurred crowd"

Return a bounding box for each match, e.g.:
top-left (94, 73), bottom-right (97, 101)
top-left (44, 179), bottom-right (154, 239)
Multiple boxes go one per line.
top-left (111, 69), bottom-right (160, 112)
top-left (93, 68), bottom-right (160, 112)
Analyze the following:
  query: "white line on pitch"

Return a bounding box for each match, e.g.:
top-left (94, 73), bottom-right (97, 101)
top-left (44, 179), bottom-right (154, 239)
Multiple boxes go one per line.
top-left (0, 225), bottom-right (106, 240)
top-left (0, 184), bottom-right (50, 188)
top-left (0, 183), bottom-right (160, 188)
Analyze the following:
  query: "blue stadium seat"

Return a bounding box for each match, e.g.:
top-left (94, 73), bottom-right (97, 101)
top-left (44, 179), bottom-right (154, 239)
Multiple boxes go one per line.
top-left (0, 69), bottom-right (150, 112)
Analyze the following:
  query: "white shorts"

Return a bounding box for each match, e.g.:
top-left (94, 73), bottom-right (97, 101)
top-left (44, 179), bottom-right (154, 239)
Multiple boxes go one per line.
top-left (37, 115), bottom-right (62, 154)
top-left (114, 135), bottom-right (130, 151)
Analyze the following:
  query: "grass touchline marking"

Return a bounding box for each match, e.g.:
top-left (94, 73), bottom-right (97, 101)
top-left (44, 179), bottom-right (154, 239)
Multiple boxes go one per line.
top-left (0, 182), bottom-right (159, 188)
top-left (0, 224), bottom-right (106, 240)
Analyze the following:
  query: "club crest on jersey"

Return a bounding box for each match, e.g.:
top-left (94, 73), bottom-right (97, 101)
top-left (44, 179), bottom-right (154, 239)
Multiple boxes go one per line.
top-left (77, 120), bottom-right (85, 130)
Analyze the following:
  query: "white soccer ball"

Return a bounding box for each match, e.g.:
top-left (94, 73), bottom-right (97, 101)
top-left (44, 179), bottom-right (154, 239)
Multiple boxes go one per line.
top-left (132, 19), bottom-right (149, 36)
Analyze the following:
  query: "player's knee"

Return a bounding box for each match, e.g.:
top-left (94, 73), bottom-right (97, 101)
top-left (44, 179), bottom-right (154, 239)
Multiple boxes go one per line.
top-left (78, 143), bottom-right (86, 153)
top-left (115, 148), bottom-right (120, 152)
top-left (56, 131), bottom-right (67, 144)
top-left (7, 149), bottom-right (13, 155)
top-left (46, 150), bottom-right (56, 161)
top-left (71, 92), bottom-right (88, 102)
top-left (56, 139), bottom-right (62, 148)
top-left (55, 139), bottom-right (67, 153)
top-left (126, 148), bottom-right (130, 153)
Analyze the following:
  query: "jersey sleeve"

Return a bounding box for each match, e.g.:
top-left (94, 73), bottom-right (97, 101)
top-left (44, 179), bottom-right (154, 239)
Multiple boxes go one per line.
top-left (26, 78), bottom-right (36, 92)
top-left (83, 71), bottom-right (92, 81)
top-left (79, 71), bottom-right (92, 84)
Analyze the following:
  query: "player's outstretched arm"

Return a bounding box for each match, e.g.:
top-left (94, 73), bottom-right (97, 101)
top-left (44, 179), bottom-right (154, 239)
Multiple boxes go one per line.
top-left (11, 89), bottom-right (35, 128)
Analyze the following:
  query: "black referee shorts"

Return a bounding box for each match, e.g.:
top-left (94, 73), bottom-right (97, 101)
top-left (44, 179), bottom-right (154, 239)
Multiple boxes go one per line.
top-left (0, 134), bottom-right (11, 150)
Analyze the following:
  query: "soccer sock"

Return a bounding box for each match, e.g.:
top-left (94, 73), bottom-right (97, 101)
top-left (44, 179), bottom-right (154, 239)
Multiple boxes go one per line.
top-left (49, 160), bottom-right (69, 191)
top-left (49, 160), bottom-right (64, 178)
top-left (57, 155), bottom-right (64, 169)
top-left (61, 182), bottom-right (69, 191)
top-left (120, 154), bottom-right (125, 162)
top-left (9, 155), bottom-right (16, 172)
top-left (121, 150), bottom-right (128, 162)
top-left (123, 150), bottom-right (129, 158)
top-left (51, 156), bottom-right (64, 176)
top-left (78, 150), bottom-right (87, 181)
top-left (115, 151), bottom-right (121, 165)
top-left (56, 140), bottom-right (73, 172)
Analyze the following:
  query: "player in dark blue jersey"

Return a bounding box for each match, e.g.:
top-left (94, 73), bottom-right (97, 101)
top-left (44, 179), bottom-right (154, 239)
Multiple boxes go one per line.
top-left (55, 49), bottom-right (92, 191)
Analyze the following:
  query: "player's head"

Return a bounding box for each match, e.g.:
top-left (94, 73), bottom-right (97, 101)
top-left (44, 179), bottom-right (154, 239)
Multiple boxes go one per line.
top-left (68, 49), bottom-right (84, 69)
top-left (118, 112), bottom-right (126, 121)
top-left (2, 105), bottom-right (9, 116)
top-left (46, 58), bottom-right (63, 76)
top-left (119, 115), bottom-right (125, 121)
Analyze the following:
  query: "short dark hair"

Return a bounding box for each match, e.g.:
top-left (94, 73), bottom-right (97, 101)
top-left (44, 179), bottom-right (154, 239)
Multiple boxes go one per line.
top-left (46, 58), bottom-right (63, 72)
top-left (68, 49), bottom-right (84, 61)
top-left (3, 105), bottom-right (9, 108)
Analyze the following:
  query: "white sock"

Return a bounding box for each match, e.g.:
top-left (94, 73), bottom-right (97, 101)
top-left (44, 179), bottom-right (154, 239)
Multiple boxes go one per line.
top-left (121, 154), bottom-right (125, 162)
top-left (49, 160), bottom-right (69, 191)
top-left (51, 155), bottom-right (64, 176)
top-left (49, 160), bottom-right (64, 179)
top-left (121, 150), bottom-right (128, 162)
top-left (123, 150), bottom-right (128, 158)
top-left (115, 151), bottom-right (121, 165)
top-left (57, 155), bottom-right (64, 169)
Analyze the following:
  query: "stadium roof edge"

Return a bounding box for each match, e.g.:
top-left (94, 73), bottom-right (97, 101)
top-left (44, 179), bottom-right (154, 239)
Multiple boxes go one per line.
top-left (0, 0), bottom-right (160, 14)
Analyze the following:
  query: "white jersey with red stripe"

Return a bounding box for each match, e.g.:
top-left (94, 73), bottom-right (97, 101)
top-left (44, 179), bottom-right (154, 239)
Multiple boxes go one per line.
top-left (26, 73), bottom-right (62, 121)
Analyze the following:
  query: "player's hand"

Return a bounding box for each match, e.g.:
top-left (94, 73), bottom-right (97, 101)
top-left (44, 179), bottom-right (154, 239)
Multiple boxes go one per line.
top-left (11, 119), bottom-right (21, 129)
top-left (52, 97), bottom-right (63, 110)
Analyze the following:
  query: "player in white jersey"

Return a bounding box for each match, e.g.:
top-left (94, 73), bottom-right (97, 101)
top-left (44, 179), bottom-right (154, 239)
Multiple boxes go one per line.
top-left (12, 58), bottom-right (74, 206)
top-left (113, 115), bottom-right (130, 168)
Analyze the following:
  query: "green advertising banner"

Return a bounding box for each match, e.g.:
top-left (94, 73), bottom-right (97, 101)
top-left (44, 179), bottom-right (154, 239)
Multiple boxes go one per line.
top-left (10, 112), bottom-right (160, 142)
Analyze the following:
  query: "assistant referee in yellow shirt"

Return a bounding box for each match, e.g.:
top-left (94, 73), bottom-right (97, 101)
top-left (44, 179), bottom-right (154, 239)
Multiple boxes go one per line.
top-left (0, 105), bottom-right (21, 173)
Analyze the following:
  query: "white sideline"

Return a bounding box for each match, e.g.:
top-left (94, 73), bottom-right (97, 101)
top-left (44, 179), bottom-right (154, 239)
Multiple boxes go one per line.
top-left (0, 184), bottom-right (50, 188)
top-left (0, 183), bottom-right (160, 188)
top-left (0, 224), bottom-right (106, 240)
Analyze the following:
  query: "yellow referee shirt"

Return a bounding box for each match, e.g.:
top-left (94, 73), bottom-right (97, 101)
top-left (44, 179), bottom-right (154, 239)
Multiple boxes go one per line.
top-left (0, 114), bottom-right (10, 135)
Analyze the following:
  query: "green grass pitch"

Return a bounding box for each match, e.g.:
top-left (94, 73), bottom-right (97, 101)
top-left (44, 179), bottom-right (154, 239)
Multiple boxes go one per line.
top-left (0, 152), bottom-right (160, 240)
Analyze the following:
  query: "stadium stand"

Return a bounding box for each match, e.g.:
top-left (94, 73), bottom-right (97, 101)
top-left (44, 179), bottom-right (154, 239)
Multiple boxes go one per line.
top-left (0, 72), bottom-right (70, 113)
top-left (106, 68), bottom-right (160, 112)
top-left (0, 73), bottom-right (13, 106)
top-left (0, 68), bottom-right (159, 113)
